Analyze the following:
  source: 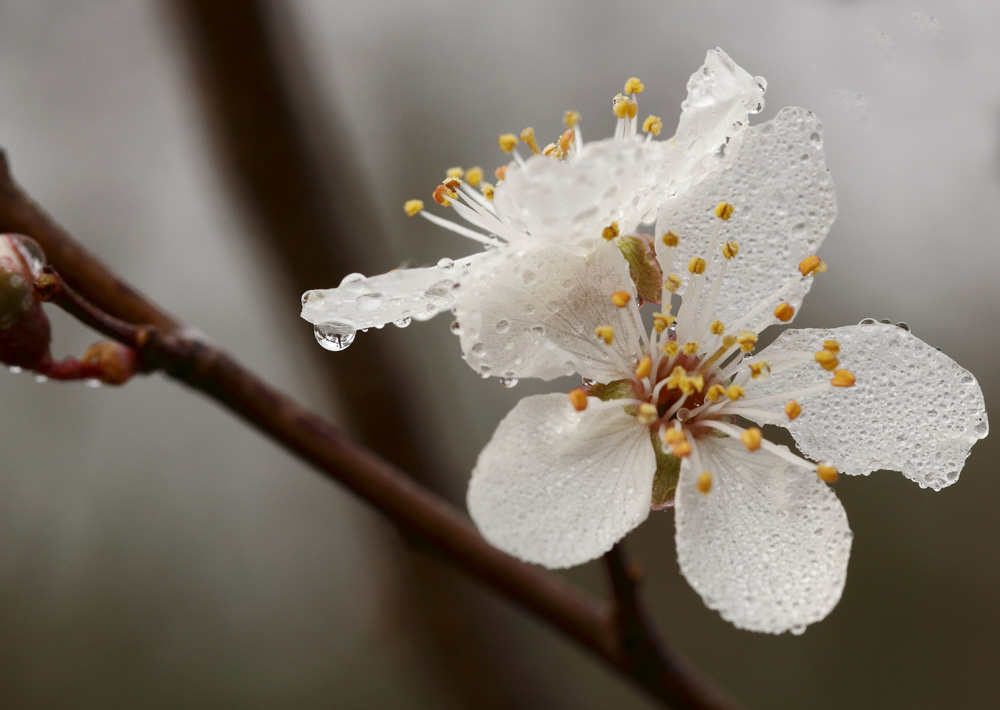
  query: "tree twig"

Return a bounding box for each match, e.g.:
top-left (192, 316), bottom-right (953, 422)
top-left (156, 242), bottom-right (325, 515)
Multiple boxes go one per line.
top-left (1, 146), bottom-right (740, 708)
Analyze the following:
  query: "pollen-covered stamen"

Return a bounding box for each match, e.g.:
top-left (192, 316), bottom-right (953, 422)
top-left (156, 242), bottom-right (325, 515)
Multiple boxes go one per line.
top-left (494, 165), bottom-right (508, 182)
top-left (720, 240), bottom-right (739, 259)
top-left (520, 127), bottom-right (541, 155)
top-left (682, 341), bottom-right (699, 355)
top-left (830, 369), bottom-right (856, 387)
top-left (785, 400), bottom-right (802, 421)
top-left (661, 341), bottom-right (679, 357)
top-left (611, 291), bottom-right (631, 308)
top-left (433, 184), bottom-right (456, 206)
top-left (403, 199), bottom-right (424, 216)
top-left (823, 339), bottom-right (840, 354)
top-left (636, 403), bottom-right (659, 425)
top-left (726, 385), bottom-right (745, 401)
top-left (612, 94), bottom-right (639, 120)
top-left (568, 388), bottom-right (588, 411)
top-left (664, 273), bottom-right (682, 292)
top-left (714, 201), bottom-right (735, 221)
top-left (465, 167), bottom-right (484, 188)
top-left (602, 222), bottom-right (621, 241)
top-left (816, 463), bottom-right (839, 483)
top-left (481, 184), bottom-right (495, 201)
top-left (705, 384), bottom-right (727, 403)
top-left (814, 349), bottom-right (840, 372)
top-left (709, 320), bottom-right (725, 335)
top-left (773, 302), bottom-right (795, 322)
top-left (563, 110), bottom-right (580, 128)
top-left (661, 231), bottom-right (680, 248)
top-left (749, 361), bottom-right (771, 380)
top-left (498, 133), bottom-right (519, 153)
top-left (624, 77), bottom-right (645, 95)
top-left (664, 426), bottom-right (692, 457)
top-left (653, 312), bottom-right (675, 333)
top-left (696, 471), bottom-right (713, 494)
top-left (798, 255), bottom-right (828, 278)
top-left (643, 115), bottom-right (663, 136)
top-left (594, 325), bottom-right (615, 345)
top-left (445, 167), bottom-right (464, 180)
top-left (735, 330), bottom-right (758, 353)
top-left (557, 129), bottom-right (575, 155)
top-left (634, 355), bottom-right (652, 379)
top-left (688, 257), bottom-right (707, 275)
top-left (741, 427), bottom-right (763, 451)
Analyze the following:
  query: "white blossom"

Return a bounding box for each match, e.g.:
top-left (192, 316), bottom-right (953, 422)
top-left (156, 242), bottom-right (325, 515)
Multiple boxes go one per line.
top-left (300, 51), bottom-right (988, 634)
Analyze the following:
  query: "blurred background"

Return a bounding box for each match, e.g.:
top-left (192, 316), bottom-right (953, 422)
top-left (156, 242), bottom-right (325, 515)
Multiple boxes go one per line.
top-left (1, 0), bottom-right (997, 708)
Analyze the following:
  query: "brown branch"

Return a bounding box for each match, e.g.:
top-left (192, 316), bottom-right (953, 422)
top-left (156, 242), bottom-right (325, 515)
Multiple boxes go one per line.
top-left (605, 545), bottom-right (744, 710)
top-left (0, 148), bottom-right (740, 707)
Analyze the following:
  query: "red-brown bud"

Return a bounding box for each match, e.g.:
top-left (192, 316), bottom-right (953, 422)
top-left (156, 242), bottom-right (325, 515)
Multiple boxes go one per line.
top-left (0, 234), bottom-right (51, 370)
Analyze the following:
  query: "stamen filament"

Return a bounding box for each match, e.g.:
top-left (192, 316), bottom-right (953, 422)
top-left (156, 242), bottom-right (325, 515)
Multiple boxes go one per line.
top-left (419, 211), bottom-right (504, 248)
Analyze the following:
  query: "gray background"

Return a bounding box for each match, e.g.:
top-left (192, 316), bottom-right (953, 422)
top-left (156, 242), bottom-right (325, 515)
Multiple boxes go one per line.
top-left (1, 1), bottom-right (997, 708)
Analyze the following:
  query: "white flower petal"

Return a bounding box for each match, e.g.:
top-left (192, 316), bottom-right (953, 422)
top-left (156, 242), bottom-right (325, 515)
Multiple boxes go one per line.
top-left (676, 436), bottom-right (852, 634)
top-left (493, 139), bottom-right (662, 245)
top-left (468, 393), bottom-right (656, 568)
top-left (672, 48), bottom-right (765, 162)
top-left (747, 324), bottom-right (988, 490)
top-left (455, 241), bottom-right (643, 382)
top-left (655, 107), bottom-right (836, 329)
top-left (301, 260), bottom-right (476, 330)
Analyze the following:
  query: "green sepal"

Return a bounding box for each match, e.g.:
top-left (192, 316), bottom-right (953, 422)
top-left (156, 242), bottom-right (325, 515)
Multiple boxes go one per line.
top-left (650, 432), bottom-right (681, 510)
top-left (617, 234), bottom-right (662, 305)
top-left (586, 378), bottom-right (636, 402)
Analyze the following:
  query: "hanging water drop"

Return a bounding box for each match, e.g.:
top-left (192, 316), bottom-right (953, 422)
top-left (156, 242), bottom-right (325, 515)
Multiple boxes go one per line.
top-left (393, 317), bottom-right (411, 328)
top-left (314, 321), bottom-right (357, 351)
top-left (450, 321), bottom-right (461, 334)
top-left (84, 378), bottom-right (102, 388)
top-left (437, 257), bottom-right (455, 270)
top-left (8, 365), bottom-right (22, 374)
top-left (499, 377), bottom-right (519, 388)
top-left (33, 373), bottom-right (48, 383)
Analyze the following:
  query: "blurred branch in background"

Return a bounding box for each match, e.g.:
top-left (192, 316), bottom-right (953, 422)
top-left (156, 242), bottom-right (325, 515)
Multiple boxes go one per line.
top-left (164, 0), bottom-right (531, 707)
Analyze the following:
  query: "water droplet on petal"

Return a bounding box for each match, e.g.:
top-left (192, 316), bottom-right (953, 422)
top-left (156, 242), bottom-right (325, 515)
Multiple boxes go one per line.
top-left (858, 317), bottom-right (877, 326)
top-left (314, 321), bottom-right (357, 351)
top-left (33, 373), bottom-right (47, 383)
top-left (84, 378), bottom-right (102, 388)
top-left (437, 257), bottom-right (455, 270)
top-left (356, 292), bottom-right (384, 311)
top-left (8, 365), bottom-right (23, 374)
top-left (450, 321), bottom-right (461, 334)
top-left (393, 317), bottom-right (411, 328)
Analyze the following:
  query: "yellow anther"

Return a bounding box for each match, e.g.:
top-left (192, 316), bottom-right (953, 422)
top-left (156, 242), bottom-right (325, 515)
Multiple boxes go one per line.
top-left (403, 199), bottom-right (424, 217)
top-left (432, 184), bottom-right (455, 206)
top-left (613, 95), bottom-right (638, 119)
top-left (481, 183), bottom-right (495, 201)
top-left (563, 110), bottom-right (581, 128)
top-left (594, 326), bottom-right (615, 345)
top-left (685, 373), bottom-right (705, 394)
top-left (714, 201), bottom-right (735, 221)
top-left (498, 133), bottom-right (519, 152)
top-left (637, 403), bottom-right (659, 425)
top-left (494, 165), bottom-right (508, 181)
top-left (682, 341), bottom-right (700, 356)
top-left (665, 365), bottom-right (687, 390)
top-left (443, 176), bottom-right (462, 191)
top-left (558, 128), bottom-right (574, 154)
top-left (611, 290), bottom-right (632, 307)
top-left (661, 341), bottom-right (679, 357)
top-left (520, 127), bottom-right (541, 155)
top-left (798, 255), bottom-right (828, 277)
top-left (653, 313), bottom-right (676, 333)
top-left (602, 222), bottom-right (621, 241)
top-left (634, 355), bottom-right (652, 379)
top-left (726, 385), bottom-right (745, 401)
top-left (784, 400), bottom-right (802, 421)
top-left (749, 361), bottom-right (771, 380)
top-left (642, 115), bottom-right (663, 135)
top-left (445, 167), bottom-right (464, 180)
top-left (721, 240), bottom-right (740, 259)
top-left (831, 369), bottom-right (856, 388)
top-left (816, 463), bottom-right (839, 483)
top-left (773, 302), bottom-right (795, 322)
top-left (624, 77), bottom-right (645, 95)
top-left (671, 439), bottom-right (692, 458)
top-left (665, 366), bottom-right (703, 394)
top-left (741, 427), bottom-right (763, 451)
top-left (721, 334), bottom-right (737, 350)
top-left (706, 384), bottom-right (727, 403)
top-left (823, 339), bottom-right (841, 354)
top-left (664, 427), bottom-right (687, 445)
top-left (568, 388), bottom-right (588, 412)
top-left (664, 273), bottom-right (683, 292)
top-left (688, 257), bottom-right (707, 275)
top-left (709, 320), bottom-right (726, 335)
top-left (465, 166), bottom-right (483, 188)
top-left (814, 349), bottom-right (840, 372)
top-left (542, 143), bottom-right (564, 159)
top-left (661, 231), bottom-right (680, 247)
top-left (735, 330), bottom-right (758, 353)
top-left (696, 471), bottom-right (713, 494)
